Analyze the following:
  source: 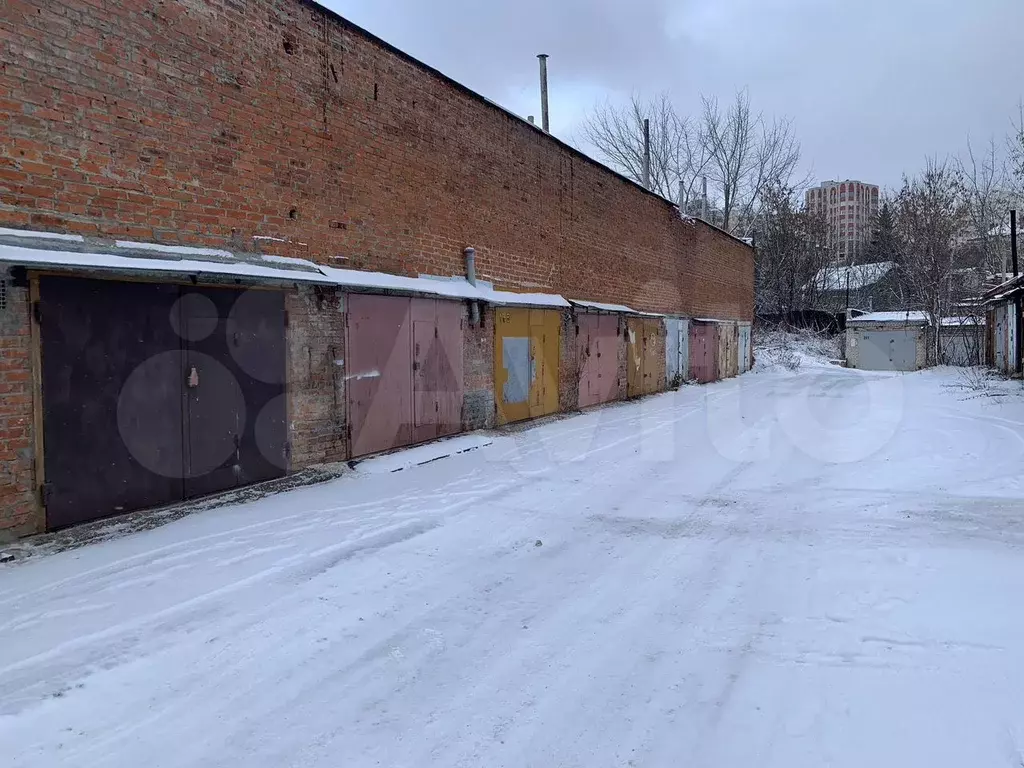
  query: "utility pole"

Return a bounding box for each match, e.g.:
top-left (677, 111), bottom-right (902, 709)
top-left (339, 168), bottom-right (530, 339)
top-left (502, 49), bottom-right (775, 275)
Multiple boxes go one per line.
top-left (642, 118), bottom-right (651, 190)
top-left (1013, 210), bottom-right (1021, 374)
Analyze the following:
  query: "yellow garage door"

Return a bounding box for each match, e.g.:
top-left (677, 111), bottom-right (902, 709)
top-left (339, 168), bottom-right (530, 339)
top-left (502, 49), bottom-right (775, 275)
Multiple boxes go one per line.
top-left (495, 308), bottom-right (561, 425)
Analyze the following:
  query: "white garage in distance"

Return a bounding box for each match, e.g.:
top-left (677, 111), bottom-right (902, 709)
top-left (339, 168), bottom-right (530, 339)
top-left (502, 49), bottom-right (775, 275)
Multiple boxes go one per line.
top-left (845, 311), bottom-right (931, 371)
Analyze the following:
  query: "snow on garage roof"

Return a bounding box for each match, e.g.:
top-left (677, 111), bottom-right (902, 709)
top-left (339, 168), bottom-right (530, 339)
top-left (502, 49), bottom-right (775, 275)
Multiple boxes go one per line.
top-left (0, 242), bottom-right (335, 284)
top-left (847, 310), bottom-right (931, 325)
top-left (478, 287), bottom-right (570, 308)
top-left (940, 316), bottom-right (984, 327)
top-left (0, 235), bottom-right (572, 306)
top-left (319, 268), bottom-right (568, 305)
top-left (0, 227), bottom-right (85, 243)
top-left (115, 240), bottom-right (235, 259)
top-left (570, 299), bottom-right (638, 313)
top-left (318, 266), bottom-right (481, 299)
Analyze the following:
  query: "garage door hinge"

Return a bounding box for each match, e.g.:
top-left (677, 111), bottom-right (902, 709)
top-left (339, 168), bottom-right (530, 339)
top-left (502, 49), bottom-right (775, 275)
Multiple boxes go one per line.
top-left (39, 482), bottom-right (53, 506)
top-left (32, 301), bottom-right (42, 326)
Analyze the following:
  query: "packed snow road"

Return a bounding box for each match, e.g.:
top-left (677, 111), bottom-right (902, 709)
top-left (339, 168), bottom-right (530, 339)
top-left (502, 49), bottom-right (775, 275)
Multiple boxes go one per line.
top-left (4, 364), bottom-right (1024, 767)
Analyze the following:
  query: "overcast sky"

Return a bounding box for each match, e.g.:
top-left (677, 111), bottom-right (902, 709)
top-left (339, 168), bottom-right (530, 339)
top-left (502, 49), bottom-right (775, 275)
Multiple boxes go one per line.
top-left (325, 0), bottom-right (1023, 192)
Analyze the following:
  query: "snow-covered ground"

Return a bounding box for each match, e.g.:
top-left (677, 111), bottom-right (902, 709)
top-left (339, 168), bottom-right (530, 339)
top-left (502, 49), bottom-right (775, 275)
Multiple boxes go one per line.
top-left (5, 361), bottom-right (1024, 767)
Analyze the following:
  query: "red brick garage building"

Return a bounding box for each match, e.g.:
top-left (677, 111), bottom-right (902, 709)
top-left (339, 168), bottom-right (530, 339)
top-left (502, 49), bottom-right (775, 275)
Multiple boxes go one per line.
top-left (0, 0), bottom-right (754, 538)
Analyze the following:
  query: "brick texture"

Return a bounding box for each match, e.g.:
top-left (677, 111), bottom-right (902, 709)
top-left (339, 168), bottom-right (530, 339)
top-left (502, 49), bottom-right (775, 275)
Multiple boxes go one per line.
top-left (0, 0), bottom-right (755, 535)
top-left (559, 311), bottom-right (582, 413)
top-left (0, 280), bottom-right (38, 538)
top-left (461, 305), bottom-right (494, 432)
top-left (0, 0), bottom-right (753, 321)
top-left (286, 285), bottom-right (346, 467)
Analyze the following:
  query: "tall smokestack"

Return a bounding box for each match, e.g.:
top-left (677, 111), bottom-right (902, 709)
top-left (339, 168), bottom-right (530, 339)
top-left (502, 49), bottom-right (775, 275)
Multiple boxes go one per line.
top-left (537, 54), bottom-right (550, 132)
top-left (642, 118), bottom-right (651, 190)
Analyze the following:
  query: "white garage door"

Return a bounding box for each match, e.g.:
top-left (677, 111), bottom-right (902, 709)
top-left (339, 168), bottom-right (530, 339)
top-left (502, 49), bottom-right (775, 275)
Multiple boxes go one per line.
top-left (859, 329), bottom-right (919, 371)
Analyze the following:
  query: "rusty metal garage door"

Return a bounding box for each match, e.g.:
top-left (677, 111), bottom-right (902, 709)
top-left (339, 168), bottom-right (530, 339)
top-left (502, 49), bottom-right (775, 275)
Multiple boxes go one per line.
top-left (38, 276), bottom-right (287, 529)
top-left (495, 307), bottom-right (560, 425)
top-left (576, 313), bottom-right (619, 408)
top-left (717, 321), bottom-right (738, 380)
top-left (627, 317), bottom-right (663, 397)
top-left (689, 321), bottom-right (719, 384)
top-left (665, 317), bottom-right (689, 386)
top-left (346, 294), bottom-right (464, 458)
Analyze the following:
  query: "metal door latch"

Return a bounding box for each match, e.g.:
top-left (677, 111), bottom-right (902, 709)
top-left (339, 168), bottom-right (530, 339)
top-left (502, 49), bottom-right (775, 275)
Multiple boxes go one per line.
top-left (187, 366), bottom-right (199, 388)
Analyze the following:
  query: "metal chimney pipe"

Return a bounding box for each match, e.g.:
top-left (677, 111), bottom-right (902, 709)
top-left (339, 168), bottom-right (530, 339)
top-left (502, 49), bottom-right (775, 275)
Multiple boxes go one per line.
top-left (677, 180), bottom-right (685, 214)
top-left (642, 118), bottom-right (651, 190)
top-left (537, 54), bottom-right (550, 132)
top-left (464, 247), bottom-right (480, 326)
top-left (701, 175), bottom-right (708, 221)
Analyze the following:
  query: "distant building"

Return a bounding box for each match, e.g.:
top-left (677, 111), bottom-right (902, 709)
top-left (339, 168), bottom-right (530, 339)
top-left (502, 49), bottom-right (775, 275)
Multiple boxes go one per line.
top-left (805, 180), bottom-right (880, 261)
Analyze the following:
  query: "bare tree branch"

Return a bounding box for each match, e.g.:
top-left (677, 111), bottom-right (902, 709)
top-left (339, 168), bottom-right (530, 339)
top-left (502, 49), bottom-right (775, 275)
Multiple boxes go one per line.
top-left (957, 135), bottom-right (1010, 274)
top-left (578, 88), bottom-right (801, 232)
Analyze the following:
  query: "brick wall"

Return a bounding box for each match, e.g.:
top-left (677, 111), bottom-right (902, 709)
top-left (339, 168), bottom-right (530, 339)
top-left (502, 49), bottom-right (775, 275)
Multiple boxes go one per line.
top-left (462, 305), bottom-right (494, 432)
top-left (615, 316), bottom-right (629, 401)
top-left (286, 285), bottom-right (346, 467)
top-left (0, 279), bottom-right (38, 538)
top-left (559, 310), bottom-right (580, 413)
top-left (0, 0), bottom-right (753, 322)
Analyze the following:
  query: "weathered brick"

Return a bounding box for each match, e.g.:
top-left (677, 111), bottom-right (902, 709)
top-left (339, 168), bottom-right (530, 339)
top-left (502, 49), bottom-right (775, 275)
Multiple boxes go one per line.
top-left (0, 0), bottom-right (754, 538)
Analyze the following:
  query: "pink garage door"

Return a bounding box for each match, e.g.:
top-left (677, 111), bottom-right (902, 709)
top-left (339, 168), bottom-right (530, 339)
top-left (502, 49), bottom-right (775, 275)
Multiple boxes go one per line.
top-left (347, 294), bottom-right (464, 458)
top-left (689, 321), bottom-right (719, 384)
top-left (577, 313), bottom-right (619, 408)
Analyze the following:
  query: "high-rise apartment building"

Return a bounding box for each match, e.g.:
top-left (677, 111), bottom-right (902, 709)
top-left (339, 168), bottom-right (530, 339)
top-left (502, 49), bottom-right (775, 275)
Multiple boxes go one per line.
top-left (805, 180), bottom-right (880, 261)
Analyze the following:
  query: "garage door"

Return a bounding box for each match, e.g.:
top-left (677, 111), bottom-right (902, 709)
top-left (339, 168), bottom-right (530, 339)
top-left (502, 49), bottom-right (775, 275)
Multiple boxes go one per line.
top-left (577, 313), bottom-right (619, 408)
top-left (39, 277), bottom-right (287, 529)
top-left (689, 322), bottom-right (719, 384)
top-left (494, 308), bottom-right (560, 425)
top-left (859, 329), bottom-right (918, 371)
top-left (665, 317), bottom-right (689, 386)
top-left (346, 294), bottom-right (464, 458)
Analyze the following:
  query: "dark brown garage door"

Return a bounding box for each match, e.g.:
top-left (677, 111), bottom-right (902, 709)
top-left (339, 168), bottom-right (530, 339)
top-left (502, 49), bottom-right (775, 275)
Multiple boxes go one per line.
top-left (39, 276), bottom-right (287, 529)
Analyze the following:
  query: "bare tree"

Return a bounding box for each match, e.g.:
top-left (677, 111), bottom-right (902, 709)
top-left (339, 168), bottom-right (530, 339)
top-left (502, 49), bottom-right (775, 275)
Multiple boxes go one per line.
top-left (957, 135), bottom-right (1011, 274)
top-left (577, 92), bottom-right (709, 203)
top-left (701, 90), bottom-right (803, 236)
top-left (1010, 103), bottom-right (1024, 195)
top-left (893, 158), bottom-right (969, 360)
top-left (753, 183), bottom-right (832, 319)
top-left (579, 89), bottom-right (802, 233)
